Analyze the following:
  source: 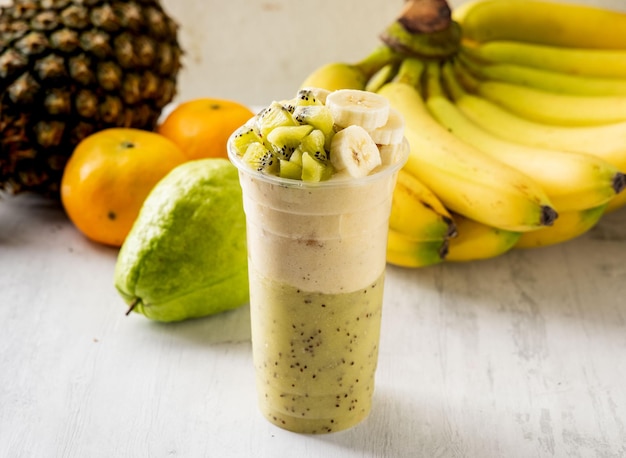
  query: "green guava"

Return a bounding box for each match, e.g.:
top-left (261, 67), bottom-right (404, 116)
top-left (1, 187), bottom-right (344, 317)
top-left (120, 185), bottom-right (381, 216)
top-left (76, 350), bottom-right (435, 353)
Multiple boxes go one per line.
top-left (113, 158), bottom-right (248, 322)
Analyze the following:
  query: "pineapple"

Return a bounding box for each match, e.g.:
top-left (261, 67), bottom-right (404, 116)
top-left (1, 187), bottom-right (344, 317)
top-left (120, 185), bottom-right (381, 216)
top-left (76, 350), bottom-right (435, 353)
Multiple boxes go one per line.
top-left (0, 0), bottom-right (183, 198)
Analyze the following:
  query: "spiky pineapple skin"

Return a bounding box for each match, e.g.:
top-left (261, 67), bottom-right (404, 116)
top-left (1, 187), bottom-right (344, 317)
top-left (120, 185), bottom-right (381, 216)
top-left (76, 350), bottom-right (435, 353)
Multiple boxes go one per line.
top-left (0, 0), bottom-right (183, 197)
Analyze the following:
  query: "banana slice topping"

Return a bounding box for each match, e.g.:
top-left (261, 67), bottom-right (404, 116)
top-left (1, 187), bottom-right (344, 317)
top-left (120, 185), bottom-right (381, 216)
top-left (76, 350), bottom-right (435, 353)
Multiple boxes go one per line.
top-left (367, 108), bottom-right (406, 145)
top-left (330, 125), bottom-right (382, 178)
top-left (326, 89), bottom-right (391, 130)
top-left (234, 87), bottom-right (405, 181)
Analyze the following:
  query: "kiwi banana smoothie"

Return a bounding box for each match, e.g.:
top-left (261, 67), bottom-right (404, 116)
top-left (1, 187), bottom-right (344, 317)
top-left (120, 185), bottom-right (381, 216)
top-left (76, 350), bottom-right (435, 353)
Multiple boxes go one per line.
top-left (228, 88), bottom-right (407, 433)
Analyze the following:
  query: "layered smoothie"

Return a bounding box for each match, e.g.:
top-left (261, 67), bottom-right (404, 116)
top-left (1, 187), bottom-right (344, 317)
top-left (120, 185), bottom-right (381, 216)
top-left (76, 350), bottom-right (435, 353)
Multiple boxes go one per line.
top-left (250, 272), bottom-right (384, 433)
top-left (228, 88), bottom-right (407, 433)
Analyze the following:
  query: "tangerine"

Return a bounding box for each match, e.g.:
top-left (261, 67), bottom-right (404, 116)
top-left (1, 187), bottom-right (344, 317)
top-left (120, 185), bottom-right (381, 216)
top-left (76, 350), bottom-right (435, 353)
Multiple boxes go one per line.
top-left (157, 98), bottom-right (255, 160)
top-left (60, 128), bottom-right (188, 247)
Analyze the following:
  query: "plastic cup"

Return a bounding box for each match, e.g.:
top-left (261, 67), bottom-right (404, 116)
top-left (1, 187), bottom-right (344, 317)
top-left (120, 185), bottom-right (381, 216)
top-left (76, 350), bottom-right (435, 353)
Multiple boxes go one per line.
top-left (228, 134), bottom-right (408, 434)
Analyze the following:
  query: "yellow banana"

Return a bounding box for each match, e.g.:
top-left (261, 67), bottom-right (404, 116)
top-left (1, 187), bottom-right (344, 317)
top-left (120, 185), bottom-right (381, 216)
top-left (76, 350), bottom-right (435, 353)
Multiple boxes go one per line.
top-left (377, 58), bottom-right (557, 232)
top-left (453, 59), bottom-right (626, 126)
top-left (446, 213), bottom-right (521, 262)
top-left (442, 63), bottom-right (626, 174)
top-left (300, 45), bottom-right (401, 92)
top-left (461, 40), bottom-right (626, 79)
top-left (390, 168), bottom-right (457, 241)
top-left (386, 229), bottom-right (448, 268)
top-left (444, 70), bottom-right (626, 214)
top-left (605, 190), bottom-right (626, 213)
top-left (515, 204), bottom-right (608, 249)
top-left (453, 0), bottom-right (626, 49)
top-left (429, 61), bottom-right (626, 212)
top-left (457, 53), bottom-right (626, 97)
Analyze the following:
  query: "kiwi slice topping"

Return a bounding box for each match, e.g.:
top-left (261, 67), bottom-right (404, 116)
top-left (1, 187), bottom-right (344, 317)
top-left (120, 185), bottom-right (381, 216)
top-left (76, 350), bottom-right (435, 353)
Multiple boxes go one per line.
top-left (243, 142), bottom-right (279, 174)
top-left (267, 125), bottom-right (314, 160)
top-left (238, 90), bottom-right (337, 181)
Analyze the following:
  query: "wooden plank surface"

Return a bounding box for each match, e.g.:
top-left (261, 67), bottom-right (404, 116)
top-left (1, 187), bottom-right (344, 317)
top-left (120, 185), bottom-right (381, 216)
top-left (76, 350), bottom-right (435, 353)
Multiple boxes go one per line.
top-left (1, 194), bottom-right (625, 457)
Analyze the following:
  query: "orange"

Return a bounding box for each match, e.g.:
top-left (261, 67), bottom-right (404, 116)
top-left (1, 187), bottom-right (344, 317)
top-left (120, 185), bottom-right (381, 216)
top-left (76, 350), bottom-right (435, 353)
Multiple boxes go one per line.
top-left (157, 98), bottom-right (255, 160)
top-left (61, 128), bottom-right (188, 247)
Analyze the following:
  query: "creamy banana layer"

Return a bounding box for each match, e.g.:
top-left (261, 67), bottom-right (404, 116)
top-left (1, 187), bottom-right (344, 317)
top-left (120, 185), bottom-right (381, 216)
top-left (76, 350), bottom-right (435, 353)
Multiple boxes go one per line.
top-left (239, 170), bottom-right (397, 294)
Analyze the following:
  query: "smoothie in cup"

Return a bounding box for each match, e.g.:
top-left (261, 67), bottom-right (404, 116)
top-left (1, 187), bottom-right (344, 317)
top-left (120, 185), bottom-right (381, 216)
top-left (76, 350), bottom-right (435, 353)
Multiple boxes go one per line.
top-left (228, 88), bottom-right (407, 434)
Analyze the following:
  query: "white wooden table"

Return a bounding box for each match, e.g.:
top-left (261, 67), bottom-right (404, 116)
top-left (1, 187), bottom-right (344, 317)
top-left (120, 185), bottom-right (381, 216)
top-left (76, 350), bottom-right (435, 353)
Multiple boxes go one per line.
top-left (1, 193), bottom-right (625, 458)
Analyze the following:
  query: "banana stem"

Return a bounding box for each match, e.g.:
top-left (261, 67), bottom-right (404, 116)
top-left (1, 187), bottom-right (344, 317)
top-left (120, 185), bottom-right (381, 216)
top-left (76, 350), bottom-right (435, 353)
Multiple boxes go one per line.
top-left (440, 61), bottom-right (465, 101)
top-left (424, 60), bottom-right (445, 99)
top-left (455, 52), bottom-right (486, 79)
top-left (354, 45), bottom-right (404, 79)
top-left (379, 0), bottom-right (461, 58)
top-left (397, 0), bottom-right (454, 34)
top-left (393, 57), bottom-right (425, 87)
top-left (459, 41), bottom-right (487, 63)
top-left (440, 58), bottom-right (481, 99)
top-left (453, 59), bottom-right (481, 92)
top-left (365, 62), bottom-right (400, 92)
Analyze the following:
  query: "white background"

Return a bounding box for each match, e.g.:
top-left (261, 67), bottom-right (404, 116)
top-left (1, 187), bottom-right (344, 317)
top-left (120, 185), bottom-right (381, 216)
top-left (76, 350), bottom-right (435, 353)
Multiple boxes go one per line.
top-left (156, 0), bottom-right (626, 105)
top-left (2, 0), bottom-right (623, 105)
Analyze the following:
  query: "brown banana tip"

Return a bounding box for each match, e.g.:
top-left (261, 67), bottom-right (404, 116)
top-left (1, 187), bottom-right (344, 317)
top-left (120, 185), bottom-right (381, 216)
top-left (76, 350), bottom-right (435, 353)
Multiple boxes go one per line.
top-left (541, 206), bottom-right (559, 227)
top-left (612, 172), bottom-right (626, 194)
top-left (445, 218), bottom-right (458, 238)
top-left (440, 239), bottom-right (450, 260)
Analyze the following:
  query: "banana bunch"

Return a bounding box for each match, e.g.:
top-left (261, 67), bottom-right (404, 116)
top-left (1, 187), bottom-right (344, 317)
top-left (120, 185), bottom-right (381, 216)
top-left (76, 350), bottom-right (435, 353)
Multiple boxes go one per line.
top-left (299, 0), bottom-right (626, 267)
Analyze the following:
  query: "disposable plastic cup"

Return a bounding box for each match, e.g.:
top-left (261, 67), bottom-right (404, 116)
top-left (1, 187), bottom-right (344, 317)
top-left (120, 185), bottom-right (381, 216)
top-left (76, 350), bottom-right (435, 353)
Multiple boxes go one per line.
top-left (228, 134), bottom-right (408, 434)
